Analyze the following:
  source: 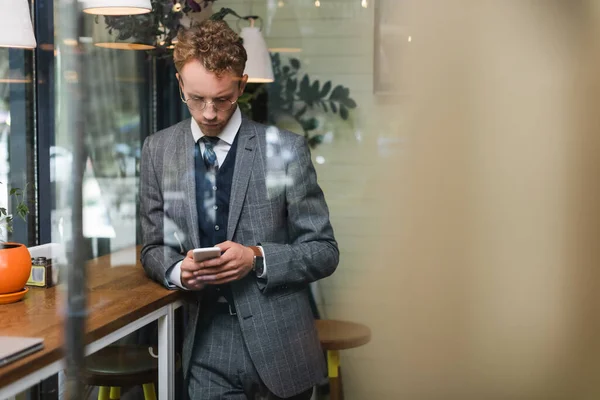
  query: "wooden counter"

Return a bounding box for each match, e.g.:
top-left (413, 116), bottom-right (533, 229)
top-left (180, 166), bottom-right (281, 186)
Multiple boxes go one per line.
top-left (0, 246), bottom-right (182, 399)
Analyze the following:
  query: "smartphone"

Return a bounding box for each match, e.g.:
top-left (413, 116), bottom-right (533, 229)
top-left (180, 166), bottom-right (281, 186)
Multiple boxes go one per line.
top-left (193, 247), bottom-right (221, 263)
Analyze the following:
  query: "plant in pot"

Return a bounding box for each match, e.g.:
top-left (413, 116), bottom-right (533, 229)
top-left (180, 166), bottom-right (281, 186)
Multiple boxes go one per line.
top-left (0, 186), bottom-right (31, 304)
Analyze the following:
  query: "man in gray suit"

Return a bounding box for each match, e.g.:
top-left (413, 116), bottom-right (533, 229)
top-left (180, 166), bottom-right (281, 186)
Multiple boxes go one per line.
top-left (139, 20), bottom-right (339, 399)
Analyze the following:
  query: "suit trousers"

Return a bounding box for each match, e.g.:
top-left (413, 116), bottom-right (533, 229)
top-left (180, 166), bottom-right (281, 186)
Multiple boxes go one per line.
top-left (188, 310), bottom-right (314, 400)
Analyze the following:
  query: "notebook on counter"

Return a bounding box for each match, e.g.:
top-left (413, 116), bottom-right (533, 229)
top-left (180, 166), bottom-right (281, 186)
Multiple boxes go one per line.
top-left (0, 336), bottom-right (44, 367)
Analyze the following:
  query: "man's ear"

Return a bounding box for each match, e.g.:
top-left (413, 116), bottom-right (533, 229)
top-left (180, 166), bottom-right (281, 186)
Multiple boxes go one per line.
top-left (176, 72), bottom-right (181, 85)
top-left (239, 74), bottom-right (249, 93)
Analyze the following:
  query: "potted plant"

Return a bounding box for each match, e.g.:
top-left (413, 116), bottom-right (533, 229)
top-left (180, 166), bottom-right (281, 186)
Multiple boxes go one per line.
top-left (0, 186), bottom-right (31, 304)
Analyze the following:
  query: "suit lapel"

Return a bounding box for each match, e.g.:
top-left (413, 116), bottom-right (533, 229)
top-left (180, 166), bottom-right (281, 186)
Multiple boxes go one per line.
top-left (178, 120), bottom-right (201, 248)
top-left (227, 118), bottom-right (257, 240)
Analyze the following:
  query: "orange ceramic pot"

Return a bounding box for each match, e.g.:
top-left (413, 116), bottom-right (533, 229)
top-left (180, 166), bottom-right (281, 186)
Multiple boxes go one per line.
top-left (0, 243), bottom-right (32, 294)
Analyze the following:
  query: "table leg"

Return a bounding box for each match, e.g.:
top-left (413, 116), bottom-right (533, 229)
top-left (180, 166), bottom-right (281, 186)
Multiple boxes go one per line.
top-left (157, 304), bottom-right (175, 400)
top-left (327, 350), bottom-right (342, 400)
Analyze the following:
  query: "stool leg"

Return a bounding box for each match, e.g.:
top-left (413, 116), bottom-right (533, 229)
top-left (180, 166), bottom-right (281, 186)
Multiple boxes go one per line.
top-left (109, 387), bottom-right (121, 399)
top-left (98, 387), bottom-right (110, 400)
top-left (327, 350), bottom-right (342, 400)
top-left (142, 383), bottom-right (157, 400)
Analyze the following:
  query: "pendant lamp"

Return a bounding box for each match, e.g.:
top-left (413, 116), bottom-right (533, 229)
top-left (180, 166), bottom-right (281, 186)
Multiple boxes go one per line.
top-left (0, 0), bottom-right (37, 49)
top-left (240, 18), bottom-right (274, 83)
top-left (82, 0), bottom-right (152, 16)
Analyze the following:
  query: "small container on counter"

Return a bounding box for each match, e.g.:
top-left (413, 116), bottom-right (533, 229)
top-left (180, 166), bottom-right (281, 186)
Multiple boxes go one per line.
top-left (26, 257), bottom-right (56, 288)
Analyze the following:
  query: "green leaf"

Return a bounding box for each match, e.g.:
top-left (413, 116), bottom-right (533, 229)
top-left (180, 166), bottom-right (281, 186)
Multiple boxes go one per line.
top-left (330, 101), bottom-right (338, 113)
top-left (0, 208), bottom-right (6, 216)
top-left (299, 75), bottom-right (311, 105)
top-left (17, 204), bottom-right (28, 220)
top-left (299, 75), bottom-right (310, 94)
top-left (307, 135), bottom-right (324, 149)
top-left (311, 80), bottom-right (320, 98)
top-left (300, 117), bottom-right (319, 132)
top-left (320, 81), bottom-right (332, 97)
top-left (330, 85), bottom-right (345, 101)
top-left (340, 104), bottom-right (349, 120)
top-left (290, 58), bottom-right (301, 70)
top-left (343, 97), bottom-right (357, 108)
top-left (321, 101), bottom-right (329, 112)
top-left (271, 53), bottom-right (281, 66)
top-left (282, 66), bottom-right (290, 75)
top-left (295, 105), bottom-right (308, 119)
top-left (287, 78), bottom-right (297, 93)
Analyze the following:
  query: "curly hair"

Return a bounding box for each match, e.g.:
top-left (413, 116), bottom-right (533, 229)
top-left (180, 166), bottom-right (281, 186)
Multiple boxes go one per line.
top-left (174, 20), bottom-right (247, 77)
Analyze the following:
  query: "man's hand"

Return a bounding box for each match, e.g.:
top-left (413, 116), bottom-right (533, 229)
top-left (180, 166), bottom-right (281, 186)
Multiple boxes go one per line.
top-left (181, 250), bottom-right (206, 290)
top-left (193, 241), bottom-right (254, 285)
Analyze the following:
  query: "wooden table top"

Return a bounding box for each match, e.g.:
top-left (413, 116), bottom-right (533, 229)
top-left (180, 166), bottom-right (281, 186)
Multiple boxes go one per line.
top-left (315, 319), bottom-right (372, 351)
top-left (0, 246), bottom-right (181, 387)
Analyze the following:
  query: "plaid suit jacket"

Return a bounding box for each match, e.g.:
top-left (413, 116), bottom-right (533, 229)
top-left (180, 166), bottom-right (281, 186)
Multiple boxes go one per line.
top-left (139, 116), bottom-right (339, 397)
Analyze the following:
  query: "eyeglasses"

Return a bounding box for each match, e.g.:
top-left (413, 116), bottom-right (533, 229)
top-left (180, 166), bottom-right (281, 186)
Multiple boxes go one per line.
top-left (178, 86), bottom-right (237, 112)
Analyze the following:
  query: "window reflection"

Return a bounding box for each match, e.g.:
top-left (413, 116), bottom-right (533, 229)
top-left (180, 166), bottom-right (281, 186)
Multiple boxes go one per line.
top-left (51, 32), bottom-right (146, 259)
top-left (0, 48), bottom-right (9, 242)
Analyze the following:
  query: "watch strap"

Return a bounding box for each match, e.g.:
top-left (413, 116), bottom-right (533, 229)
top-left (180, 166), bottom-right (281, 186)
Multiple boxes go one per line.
top-left (249, 246), bottom-right (262, 258)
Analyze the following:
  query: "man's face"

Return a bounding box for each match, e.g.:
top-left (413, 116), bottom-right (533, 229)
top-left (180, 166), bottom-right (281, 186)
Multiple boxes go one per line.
top-left (177, 59), bottom-right (247, 137)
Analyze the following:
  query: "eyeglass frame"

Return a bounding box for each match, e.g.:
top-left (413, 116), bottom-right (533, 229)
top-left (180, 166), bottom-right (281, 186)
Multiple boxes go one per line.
top-left (178, 79), bottom-right (240, 112)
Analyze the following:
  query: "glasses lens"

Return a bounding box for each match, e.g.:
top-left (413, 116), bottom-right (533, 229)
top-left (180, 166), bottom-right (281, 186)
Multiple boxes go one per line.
top-left (184, 99), bottom-right (234, 111)
top-left (214, 100), bottom-right (233, 111)
top-left (187, 99), bottom-right (204, 111)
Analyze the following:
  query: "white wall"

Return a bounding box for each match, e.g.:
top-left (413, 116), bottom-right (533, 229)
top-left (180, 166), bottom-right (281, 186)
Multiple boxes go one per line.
top-left (216, 1), bottom-right (402, 398)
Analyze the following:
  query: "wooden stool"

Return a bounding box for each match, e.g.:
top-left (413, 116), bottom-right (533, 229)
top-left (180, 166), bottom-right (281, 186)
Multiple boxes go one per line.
top-left (84, 345), bottom-right (172, 400)
top-left (315, 319), bottom-right (371, 400)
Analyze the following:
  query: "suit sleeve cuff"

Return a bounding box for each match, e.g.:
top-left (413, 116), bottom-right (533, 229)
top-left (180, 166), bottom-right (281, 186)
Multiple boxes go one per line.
top-left (256, 245), bottom-right (267, 278)
top-left (166, 260), bottom-right (188, 290)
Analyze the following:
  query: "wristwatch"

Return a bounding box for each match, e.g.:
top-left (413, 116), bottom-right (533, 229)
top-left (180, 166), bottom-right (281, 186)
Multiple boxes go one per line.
top-left (249, 246), bottom-right (264, 277)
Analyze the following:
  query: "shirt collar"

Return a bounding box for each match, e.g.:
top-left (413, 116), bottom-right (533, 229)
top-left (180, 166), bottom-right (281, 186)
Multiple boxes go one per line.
top-left (190, 106), bottom-right (241, 145)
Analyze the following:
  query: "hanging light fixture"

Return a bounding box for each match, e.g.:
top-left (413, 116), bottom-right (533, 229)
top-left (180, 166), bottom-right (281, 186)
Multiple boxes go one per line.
top-left (265, 0), bottom-right (302, 54)
top-left (239, 17), bottom-right (274, 83)
top-left (81, 0), bottom-right (152, 16)
top-left (0, 0), bottom-right (37, 49)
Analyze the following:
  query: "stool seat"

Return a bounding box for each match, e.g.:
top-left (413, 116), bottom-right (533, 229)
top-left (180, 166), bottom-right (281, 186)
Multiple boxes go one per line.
top-left (315, 319), bottom-right (371, 350)
top-left (85, 345), bottom-right (159, 387)
top-left (315, 319), bottom-right (371, 400)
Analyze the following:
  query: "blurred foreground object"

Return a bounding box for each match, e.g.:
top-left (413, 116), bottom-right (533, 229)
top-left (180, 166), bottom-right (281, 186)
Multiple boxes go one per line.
top-left (362, 1), bottom-right (600, 399)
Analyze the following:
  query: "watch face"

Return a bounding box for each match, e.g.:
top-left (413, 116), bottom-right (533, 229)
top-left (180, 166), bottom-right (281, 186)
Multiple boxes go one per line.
top-left (254, 257), bottom-right (264, 275)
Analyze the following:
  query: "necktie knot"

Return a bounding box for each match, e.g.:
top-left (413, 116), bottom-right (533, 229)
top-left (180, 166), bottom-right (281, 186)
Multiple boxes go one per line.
top-left (199, 136), bottom-right (219, 169)
top-left (200, 136), bottom-right (220, 146)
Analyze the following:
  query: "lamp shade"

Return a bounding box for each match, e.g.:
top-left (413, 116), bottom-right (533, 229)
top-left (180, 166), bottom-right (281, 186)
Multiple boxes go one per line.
top-left (240, 26), bottom-right (274, 83)
top-left (0, 0), bottom-right (37, 49)
top-left (82, 0), bottom-right (152, 15)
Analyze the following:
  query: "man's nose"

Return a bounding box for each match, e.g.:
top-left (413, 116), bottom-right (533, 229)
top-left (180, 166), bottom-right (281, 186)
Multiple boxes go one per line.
top-left (202, 102), bottom-right (217, 120)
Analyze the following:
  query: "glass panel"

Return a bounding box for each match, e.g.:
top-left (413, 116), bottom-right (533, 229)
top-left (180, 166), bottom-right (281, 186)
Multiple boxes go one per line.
top-left (0, 47), bottom-right (34, 245)
top-left (0, 48), bottom-right (11, 243)
top-left (51, 7), bottom-right (152, 398)
top-left (52, 15), bottom-right (148, 259)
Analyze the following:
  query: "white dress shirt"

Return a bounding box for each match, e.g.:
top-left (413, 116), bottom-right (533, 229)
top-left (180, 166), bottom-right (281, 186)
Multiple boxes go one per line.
top-left (167, 107), bottom-right (267, 289)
